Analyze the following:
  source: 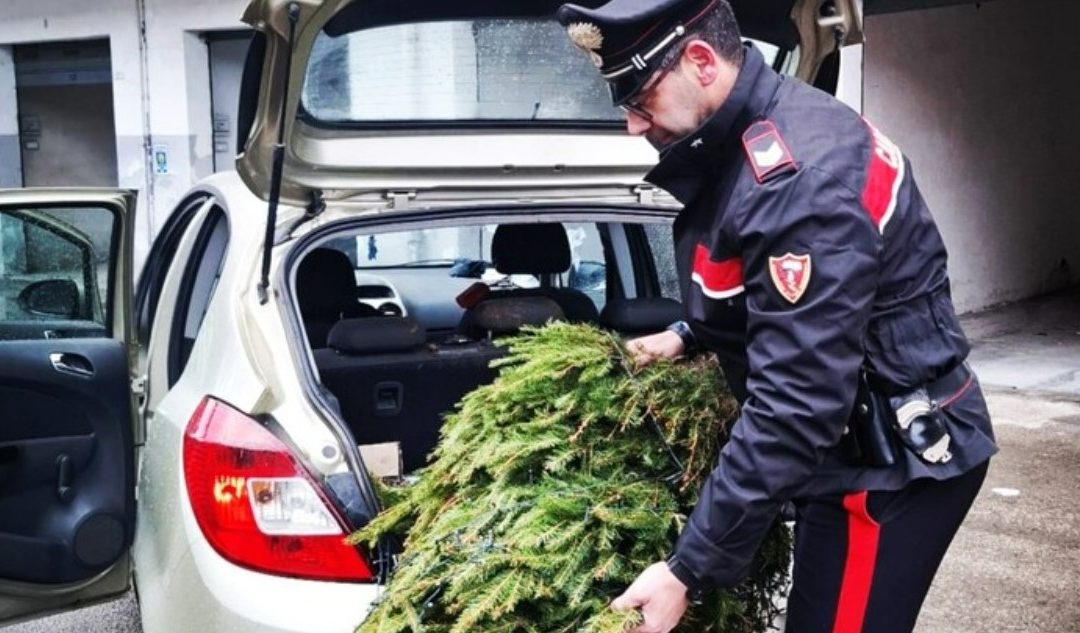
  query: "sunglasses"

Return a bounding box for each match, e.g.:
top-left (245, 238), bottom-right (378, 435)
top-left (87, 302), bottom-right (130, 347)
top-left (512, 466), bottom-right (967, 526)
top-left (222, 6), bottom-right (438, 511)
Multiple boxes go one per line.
top-left (617, 51), bottom-right (684, 121)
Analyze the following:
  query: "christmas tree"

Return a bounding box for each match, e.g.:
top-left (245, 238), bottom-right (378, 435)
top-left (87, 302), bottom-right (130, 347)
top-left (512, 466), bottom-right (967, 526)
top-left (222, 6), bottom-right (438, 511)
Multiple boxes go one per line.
top-left (351, 323), bottom-right (791, 633)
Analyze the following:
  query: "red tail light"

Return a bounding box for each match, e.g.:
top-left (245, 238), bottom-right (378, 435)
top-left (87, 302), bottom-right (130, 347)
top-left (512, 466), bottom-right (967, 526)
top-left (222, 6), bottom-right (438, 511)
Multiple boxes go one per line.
top-left (182, 397), bottom-right (374, 582)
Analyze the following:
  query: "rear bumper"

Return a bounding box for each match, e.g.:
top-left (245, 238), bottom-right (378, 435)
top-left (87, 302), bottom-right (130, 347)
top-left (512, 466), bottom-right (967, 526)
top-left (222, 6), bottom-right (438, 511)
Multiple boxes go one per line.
top-left (136, 533), bottom-right (380, 633)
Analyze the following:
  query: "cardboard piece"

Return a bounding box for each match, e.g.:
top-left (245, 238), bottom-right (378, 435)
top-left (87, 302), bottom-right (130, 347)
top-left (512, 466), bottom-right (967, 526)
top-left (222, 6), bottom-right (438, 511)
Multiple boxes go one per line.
top-left (358, 442), bottom-right (403, 479)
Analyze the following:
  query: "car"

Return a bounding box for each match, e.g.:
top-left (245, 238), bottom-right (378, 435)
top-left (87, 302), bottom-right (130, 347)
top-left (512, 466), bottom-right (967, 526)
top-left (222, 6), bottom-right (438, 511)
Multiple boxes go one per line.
top-left (0, 0), bottom-right (861, 631)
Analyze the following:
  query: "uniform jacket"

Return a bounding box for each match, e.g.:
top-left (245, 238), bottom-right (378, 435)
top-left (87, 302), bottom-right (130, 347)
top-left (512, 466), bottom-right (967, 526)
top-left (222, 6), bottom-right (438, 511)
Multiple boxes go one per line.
top-left (647, 45), bottom-right (998, 589)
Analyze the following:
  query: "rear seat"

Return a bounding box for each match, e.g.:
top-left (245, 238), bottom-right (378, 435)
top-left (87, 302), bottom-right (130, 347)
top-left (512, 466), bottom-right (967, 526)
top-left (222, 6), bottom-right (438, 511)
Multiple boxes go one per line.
top-left (314, 298), bottom-right (562, 473)
top-left (599, 297), bottom-right (683, 336)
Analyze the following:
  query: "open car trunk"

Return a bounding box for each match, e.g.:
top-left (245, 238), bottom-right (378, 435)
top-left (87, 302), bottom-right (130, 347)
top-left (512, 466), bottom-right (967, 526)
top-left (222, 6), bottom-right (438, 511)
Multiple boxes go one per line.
top-left (291, 205), bottom-right (684, 475)
top-left (236, 0), bottom-right (862, 208)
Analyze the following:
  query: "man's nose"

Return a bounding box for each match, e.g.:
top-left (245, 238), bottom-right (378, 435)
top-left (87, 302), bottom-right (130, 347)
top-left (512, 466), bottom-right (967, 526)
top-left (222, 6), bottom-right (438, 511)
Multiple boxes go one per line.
top-left (625, 110), bottom-right (652, 136)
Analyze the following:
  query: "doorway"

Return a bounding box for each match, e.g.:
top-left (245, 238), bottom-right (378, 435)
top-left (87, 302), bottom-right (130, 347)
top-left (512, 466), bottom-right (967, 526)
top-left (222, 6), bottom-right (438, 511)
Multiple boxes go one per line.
top-left (207, 31), bottom-right (251, 173)
top-left (14, 39), bottom-right (118, 187)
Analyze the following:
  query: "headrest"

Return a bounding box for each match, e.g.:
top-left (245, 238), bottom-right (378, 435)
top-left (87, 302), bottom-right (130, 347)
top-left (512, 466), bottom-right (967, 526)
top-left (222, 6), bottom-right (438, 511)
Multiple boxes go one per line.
top-left (471, 296), bottom-right (565, 336)
top-left (491, 224), bottom-right (572, 275)
top-left (327, 317), bottom-right (426, 355)
top-left (297, 248), bottom-right (358, 316)
top-left (599, 297), bottom-right (683, 334)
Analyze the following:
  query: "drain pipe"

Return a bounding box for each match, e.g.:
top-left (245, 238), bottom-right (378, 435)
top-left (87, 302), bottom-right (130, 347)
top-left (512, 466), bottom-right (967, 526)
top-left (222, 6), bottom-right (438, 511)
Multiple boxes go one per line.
top-left (134, 0), bottom-right (156, 247)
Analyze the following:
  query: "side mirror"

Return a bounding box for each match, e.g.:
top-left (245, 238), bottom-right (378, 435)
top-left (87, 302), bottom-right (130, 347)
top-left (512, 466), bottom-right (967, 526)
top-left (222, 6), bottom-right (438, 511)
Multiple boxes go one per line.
top-left (18, 279), bottom-right (81, 319)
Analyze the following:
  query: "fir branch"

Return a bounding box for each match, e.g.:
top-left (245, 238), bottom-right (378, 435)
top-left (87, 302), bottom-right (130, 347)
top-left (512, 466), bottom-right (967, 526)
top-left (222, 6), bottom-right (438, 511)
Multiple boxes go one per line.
top-left (354, 323), bottom-right (789, 633)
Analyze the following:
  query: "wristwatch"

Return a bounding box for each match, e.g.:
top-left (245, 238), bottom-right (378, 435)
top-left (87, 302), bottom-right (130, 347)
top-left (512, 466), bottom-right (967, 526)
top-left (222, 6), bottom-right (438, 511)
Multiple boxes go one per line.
top-left (666, 555), bottom-right (708, 605)
top-left (665, 320), bottom-right (698, 354)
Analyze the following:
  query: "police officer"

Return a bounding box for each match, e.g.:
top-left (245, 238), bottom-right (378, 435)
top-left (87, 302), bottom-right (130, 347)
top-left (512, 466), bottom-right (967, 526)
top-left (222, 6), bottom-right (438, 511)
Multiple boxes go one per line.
top-left (555, 1), bottom-right (998, 631)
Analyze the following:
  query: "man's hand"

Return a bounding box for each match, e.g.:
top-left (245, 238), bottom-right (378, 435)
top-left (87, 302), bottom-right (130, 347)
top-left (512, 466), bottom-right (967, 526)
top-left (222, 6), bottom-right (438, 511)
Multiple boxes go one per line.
top-left (611, 562), bottom-right (690, 633)
top-left (627, 331), bottom-right (685, 367)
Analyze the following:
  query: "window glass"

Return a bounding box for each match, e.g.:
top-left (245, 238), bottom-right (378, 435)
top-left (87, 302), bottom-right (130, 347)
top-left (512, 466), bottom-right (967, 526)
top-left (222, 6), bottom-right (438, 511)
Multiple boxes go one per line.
top-left (303, 19), bottom-right (623, 124)
top-left (301, 17), bottom-right (796, 127)
top-left (643, 223), bottom-right (681, 302)
top-left (169, 207), bottom-right (229, 385)
top-left (350, 222), bottom-right (606, 311)
top-left (135, 194), bottom-right (209, 349)
top-left (0, 206), bottom-right (114, 339)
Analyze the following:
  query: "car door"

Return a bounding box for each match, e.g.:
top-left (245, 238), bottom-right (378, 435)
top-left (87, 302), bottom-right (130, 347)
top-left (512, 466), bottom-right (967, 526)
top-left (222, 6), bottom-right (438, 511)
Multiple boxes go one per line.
top-left (0, 189), bottom-right (136, 624)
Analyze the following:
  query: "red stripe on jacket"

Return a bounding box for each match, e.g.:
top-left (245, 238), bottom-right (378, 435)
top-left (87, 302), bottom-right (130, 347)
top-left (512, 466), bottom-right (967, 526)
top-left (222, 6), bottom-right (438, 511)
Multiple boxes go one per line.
top-left (691, 244), bottom-right (744, 300)
top-left (862, 121), bottom-right (905, 233)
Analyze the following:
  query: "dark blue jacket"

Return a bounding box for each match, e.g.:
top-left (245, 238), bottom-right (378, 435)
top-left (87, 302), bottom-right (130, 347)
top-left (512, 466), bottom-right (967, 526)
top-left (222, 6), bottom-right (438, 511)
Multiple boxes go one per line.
top-left (647, 46), bottom-right (998, 589)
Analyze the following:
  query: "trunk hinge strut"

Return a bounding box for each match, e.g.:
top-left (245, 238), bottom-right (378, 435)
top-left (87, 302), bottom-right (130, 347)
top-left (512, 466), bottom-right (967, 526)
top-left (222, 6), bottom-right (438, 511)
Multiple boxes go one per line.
top-left (258, 2), bottom-right (301, 305)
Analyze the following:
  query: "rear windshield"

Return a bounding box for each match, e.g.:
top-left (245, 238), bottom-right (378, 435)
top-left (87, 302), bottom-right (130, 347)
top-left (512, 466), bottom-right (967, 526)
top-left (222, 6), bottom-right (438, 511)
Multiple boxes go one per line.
top-left (302, 19), bottom-right (620, 125)
top-left (301, 18), bottom-right (790, 127)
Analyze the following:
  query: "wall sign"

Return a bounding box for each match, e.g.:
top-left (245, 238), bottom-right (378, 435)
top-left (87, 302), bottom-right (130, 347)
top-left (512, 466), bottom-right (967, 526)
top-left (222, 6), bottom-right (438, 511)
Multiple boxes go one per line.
top-left (152, 145), bottom-right (169, 175)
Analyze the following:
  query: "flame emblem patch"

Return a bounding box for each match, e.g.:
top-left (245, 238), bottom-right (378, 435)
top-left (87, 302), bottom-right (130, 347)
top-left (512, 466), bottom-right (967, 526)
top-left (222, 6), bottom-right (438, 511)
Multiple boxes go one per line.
top-left (769, 253), bottom-right (812, 304)
top-left (567, 22), bottom-right (605, 68)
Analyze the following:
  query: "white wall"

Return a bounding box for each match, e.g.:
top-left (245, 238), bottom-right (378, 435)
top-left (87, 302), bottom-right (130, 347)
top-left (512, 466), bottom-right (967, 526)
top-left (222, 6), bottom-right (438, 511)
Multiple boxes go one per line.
top-left (0, 0), bottom-right (249, 266)
top-left (141, 0), bottom-right (249, 236)
top-left (864, 0), bottom-right (1080, 313)
top-left (0, 47), bottom-right (20, 188)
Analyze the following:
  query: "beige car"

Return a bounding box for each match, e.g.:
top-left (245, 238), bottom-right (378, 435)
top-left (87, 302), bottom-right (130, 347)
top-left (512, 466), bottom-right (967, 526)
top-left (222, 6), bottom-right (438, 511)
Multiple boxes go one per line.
top-left (0, 0), bottom-right (860, 631)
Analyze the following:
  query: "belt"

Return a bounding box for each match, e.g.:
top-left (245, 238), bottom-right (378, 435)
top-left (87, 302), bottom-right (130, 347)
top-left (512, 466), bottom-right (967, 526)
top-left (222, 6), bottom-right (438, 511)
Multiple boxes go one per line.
top-left (926, 362), bottom-right (975, 409)
top-left (843, 362), bottom-right (975, 468)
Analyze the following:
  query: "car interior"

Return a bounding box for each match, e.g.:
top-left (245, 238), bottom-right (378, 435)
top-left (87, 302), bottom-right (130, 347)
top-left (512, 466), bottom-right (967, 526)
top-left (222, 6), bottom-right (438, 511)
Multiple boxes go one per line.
top-left (296, 216), bottom-right (684, 473)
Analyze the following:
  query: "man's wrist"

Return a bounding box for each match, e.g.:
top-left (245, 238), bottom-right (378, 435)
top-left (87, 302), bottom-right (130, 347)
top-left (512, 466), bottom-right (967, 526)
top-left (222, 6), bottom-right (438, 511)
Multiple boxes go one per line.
top-left (666, 554), bottom-right (707, 604)
top-left (665, 320), bottom-right (698, 353)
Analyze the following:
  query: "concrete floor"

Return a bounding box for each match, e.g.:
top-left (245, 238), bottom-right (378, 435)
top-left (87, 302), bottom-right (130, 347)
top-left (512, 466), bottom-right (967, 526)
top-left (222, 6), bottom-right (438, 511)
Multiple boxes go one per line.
top-left (4, 289), bottom-right (1079, 633)
top-left (915, 287), bottom-right (1080, 633)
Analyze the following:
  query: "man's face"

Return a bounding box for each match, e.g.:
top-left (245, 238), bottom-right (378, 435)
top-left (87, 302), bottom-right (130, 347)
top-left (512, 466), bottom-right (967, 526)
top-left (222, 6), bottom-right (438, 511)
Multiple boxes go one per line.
top-left (623, 59), bottom-right (706, 150)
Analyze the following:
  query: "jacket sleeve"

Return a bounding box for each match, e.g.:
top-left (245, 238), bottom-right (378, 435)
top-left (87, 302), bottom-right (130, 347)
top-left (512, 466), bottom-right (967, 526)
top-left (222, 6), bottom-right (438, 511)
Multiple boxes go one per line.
top-left (673, 166), bottom-right (880, 588)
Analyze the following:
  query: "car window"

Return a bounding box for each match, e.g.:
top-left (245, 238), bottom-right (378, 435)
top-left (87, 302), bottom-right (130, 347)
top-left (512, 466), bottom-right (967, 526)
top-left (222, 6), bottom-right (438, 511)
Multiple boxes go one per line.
top-left (643, 222), bottom-right (681, 302)
top-left (352, 222), bottom-right (607, 310)
top-left (303, 19), bottom-right (621, 125)
top-left (301, 14), bottom-right (797, 128)
top-left (168, 206), bottom-right (229, 386)
top-left (135, 194), bottom-right (210, 349)
top-left (0, 206), bottom-right (116, 340)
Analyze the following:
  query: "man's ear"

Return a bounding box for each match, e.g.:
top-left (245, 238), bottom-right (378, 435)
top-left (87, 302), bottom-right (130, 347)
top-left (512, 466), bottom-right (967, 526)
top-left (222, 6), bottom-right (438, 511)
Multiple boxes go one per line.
top-left (682, 40), bottom-right (720, 86)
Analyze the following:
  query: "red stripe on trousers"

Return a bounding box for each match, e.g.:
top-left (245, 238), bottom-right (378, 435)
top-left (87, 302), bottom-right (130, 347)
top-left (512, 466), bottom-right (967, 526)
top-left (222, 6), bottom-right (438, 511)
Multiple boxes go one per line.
top-left (832, 491), bottom-right (881, 633)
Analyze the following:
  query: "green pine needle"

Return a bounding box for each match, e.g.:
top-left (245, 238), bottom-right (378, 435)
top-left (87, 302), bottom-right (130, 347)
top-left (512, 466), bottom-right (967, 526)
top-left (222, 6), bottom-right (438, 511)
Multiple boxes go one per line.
top-left (353, 323), bottom-right (790, 633)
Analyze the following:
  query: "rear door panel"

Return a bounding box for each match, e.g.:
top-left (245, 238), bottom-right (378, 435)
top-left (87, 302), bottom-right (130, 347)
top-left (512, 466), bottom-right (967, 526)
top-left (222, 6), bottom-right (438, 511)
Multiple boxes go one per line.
top-left (0, 190), bottom-right (136, 623)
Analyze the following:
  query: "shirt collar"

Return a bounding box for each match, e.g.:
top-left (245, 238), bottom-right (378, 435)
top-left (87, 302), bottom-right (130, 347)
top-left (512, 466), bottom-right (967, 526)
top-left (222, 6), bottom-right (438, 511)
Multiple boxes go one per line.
top-left (645, 44), bottom-right (780, 203)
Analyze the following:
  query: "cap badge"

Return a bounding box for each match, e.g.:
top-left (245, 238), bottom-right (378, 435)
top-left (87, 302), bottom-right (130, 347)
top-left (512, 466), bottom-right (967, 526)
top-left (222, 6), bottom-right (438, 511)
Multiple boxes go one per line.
top-left (567, 22), bottom-right (605, 69)
top-left (768, 253), bottom-right (812, 304)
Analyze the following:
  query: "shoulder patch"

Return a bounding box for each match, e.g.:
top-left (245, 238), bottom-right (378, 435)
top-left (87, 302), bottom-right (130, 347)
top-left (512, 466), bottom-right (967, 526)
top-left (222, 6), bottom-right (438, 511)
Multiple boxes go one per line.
top-left (742, 120), bottom-right (797, 184)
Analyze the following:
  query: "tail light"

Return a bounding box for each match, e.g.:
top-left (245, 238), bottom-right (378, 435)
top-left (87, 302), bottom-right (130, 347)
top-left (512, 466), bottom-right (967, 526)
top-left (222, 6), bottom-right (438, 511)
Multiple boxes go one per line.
top-left (182, 397), bottom-right (374, 582)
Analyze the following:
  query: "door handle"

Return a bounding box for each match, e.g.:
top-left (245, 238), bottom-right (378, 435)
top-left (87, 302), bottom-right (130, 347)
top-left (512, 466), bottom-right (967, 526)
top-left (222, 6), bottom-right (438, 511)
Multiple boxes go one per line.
top-left (49, 353), bottom-right (95, 378)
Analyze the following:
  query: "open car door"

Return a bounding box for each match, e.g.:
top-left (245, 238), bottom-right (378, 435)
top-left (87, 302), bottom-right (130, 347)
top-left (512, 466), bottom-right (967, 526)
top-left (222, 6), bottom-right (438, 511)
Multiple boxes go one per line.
top-left (0, 189), bottom-right (137, 624)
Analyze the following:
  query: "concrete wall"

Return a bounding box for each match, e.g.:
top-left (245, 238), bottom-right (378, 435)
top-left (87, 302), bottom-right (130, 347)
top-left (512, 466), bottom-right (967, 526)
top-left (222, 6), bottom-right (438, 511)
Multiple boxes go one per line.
top-left (0, 47), bottom-right (21, 188)
top-left (138, 0), bottom-right (249, 259)
top-left (0, 0), bottom-right (249, 267)
top-left (864, 0), bottom-right (1080, 313)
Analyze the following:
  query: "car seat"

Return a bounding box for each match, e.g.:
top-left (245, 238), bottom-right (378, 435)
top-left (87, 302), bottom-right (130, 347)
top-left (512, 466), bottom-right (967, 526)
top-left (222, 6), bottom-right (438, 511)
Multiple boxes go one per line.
top-left (457, 224), bottom-right (598, 338)
top-left (296, 248), bottom-right (378, 348)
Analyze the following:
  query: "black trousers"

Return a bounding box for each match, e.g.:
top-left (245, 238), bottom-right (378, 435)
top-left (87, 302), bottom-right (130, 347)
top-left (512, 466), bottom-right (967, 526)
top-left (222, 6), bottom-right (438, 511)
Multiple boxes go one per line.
top-left (785, 461), bottom-right (989, 633)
